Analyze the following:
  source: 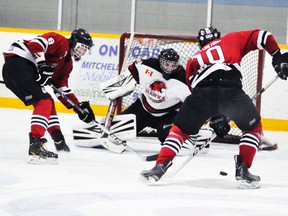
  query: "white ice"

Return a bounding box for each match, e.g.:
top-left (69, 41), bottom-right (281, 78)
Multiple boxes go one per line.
top-left (0, 108), bottom-right (288, 216)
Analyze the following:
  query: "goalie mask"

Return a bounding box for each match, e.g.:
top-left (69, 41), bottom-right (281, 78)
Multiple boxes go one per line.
top-left (197, 26), bottom-right (221, 48)
top-left (70, 28), bottom-right (93, 61)
top-left (159, 48), bottom-right (180, 80)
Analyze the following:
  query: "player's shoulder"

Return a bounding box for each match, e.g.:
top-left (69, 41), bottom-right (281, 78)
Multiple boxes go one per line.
top-left (139, 58), bottom-right (161, 70)
top-left (41, 32), bottom-right (67, 42)
top-left (142, 57), bottom-right (159, 65)
top-left (41, 32), bottom-right (62, 37)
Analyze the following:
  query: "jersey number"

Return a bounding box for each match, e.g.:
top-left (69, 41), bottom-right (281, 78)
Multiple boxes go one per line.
top-left (196, 45), bottom-right (225, 66)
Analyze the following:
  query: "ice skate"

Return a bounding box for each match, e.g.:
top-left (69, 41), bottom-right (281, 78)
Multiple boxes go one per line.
top-left (52, 130), bottom-right (70, 152)
top-left (140, 160), bottom-right (172, 184)
top-left (234, 155), bottom-right (261, 189)
top-left (28, 133), bottom-right (58, 164)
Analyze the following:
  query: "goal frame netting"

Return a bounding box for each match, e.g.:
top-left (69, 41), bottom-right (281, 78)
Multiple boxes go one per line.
top-left (117, 32), bottom-right (265, 143)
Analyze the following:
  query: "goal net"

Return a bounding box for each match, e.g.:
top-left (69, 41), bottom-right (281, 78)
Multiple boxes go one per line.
top-left (117, 32), bottom-right (264, 143)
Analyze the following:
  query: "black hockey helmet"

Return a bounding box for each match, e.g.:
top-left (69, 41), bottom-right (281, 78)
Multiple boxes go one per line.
top-left (159, 48), bottom-right (180, 79)
top-left (69, 28), bottom-right (93, 61)
top-left (197, 26), bottom-right (221, 48)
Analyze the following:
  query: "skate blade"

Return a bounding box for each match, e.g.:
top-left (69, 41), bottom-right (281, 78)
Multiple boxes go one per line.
top-left (237, 180), bottom-right (261, 189)
top-left (28, 156), bottom-right (58, 165)
top-left (259, 143), bottom-right (278, 151)
top-left (139, 174), bottom-right (158, 185)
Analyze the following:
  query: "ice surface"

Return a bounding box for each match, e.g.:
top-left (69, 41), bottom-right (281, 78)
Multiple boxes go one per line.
top-left (0, 108), bottom-right (288, 216)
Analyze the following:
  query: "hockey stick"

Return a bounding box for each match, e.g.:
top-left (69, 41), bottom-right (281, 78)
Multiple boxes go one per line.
top-left (143, 128), bottom-right (215, 162)
top-left (49, 84), bottom-right (125, 147)
top-left (50, 83), bottom-right (157, 159)
top-left (100, 0), bottom-right (136, 147)
top-left (165, 75), bottom-right (280, 178)
top-left (100, 43), bottom-right (134, 141)
top-left (102, 99), bottom-right (118, 132)
top-left (164, 132), bottom-right (216, 179)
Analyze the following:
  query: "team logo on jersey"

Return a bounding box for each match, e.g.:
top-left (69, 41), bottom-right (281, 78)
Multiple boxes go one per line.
top-left (145, 80), bottom-right (167, 103)
top-left (145, 68), bottom-right (154, 77)
top-left (48, 37), bottom-right (55, 45)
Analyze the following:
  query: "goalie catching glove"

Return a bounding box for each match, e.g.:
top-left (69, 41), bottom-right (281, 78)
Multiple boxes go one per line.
top-left (272, 50), bottom-right (288, 80)
top-left (209, 115), bottom-right (230, 138)
top-left (74, 101), bottom-right (95, 123)
top-left (100, 70), bottom-right (137, 100)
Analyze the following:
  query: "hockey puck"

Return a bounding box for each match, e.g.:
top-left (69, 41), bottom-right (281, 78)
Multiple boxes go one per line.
top-left (220, 171), bottom-right (228, 176)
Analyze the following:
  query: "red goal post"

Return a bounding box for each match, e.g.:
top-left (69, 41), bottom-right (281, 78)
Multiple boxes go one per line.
top-left (117, 32), bottom-right (265, 142)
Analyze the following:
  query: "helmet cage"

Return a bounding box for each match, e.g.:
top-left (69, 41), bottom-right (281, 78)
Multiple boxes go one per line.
top-left (159, 58), bottom-right (179, 74)
top-left (159, 48), bottom-right (180, 75)
top-left (73, 42), bottom-right (90, 60)
top-left (70, 28), bottom-right (93, 61)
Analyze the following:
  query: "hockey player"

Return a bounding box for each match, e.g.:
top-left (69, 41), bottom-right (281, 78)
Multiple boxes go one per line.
top-left (2, 28), bottom-right (95, 164)
top-left (141, 27), bottom-right (288, 188)
top-left (100, 48), bottom-right (212, 154)
top-left (121, 48), bottom-right (191, 142)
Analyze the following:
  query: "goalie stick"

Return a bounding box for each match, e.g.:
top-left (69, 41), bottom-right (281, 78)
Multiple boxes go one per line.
top-left (164, 132), bottom-right (216, 179)
top-left (98, 99), bottom-right (126, 153)
top-left (50, 83), bottom-right (158, 159)
top-left (49, 84), bottom-right (126, 148)
top-left (100, 0), bottom-right (136, 152)
top-left (164, 75), bottom-right (280, 179)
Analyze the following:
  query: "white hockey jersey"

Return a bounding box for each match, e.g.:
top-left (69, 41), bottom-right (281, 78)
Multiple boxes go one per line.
top-left (128, 58), bottom-right (191, 117)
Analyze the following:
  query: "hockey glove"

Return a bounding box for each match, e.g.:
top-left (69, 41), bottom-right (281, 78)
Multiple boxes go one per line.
top-left (74, 101), bottom-right (95, 123)
top-left (272, 50), bottom-right (288, 80)
top-left (36, 64), bottom-right (55, 86)
top-left (210, 115), bottom-right (230, 139)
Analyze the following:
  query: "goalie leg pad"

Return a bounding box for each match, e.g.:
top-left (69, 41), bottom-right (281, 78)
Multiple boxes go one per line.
top-left (72, 114), bottom-right (136, 148)
top-left (178, 127), bottom-right (214, 156)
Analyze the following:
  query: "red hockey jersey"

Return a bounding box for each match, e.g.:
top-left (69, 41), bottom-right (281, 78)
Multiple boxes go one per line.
top-left (186, 29), bottom-right (280, 89)
top-left (7, 32), bottom-right (79, 108)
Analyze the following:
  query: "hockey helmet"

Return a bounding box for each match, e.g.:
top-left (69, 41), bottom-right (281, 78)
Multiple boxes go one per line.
top-left (70, 28), bottom-right (93, 61)
top-left (159, 48), bottom-right (180, 79)
top-left (197, 26), bottom-right (221, 48)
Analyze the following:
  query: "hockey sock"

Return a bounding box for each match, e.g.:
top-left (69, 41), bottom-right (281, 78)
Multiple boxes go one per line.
top-left (157, 124), bottom-right (189, 164)
top-left (239, 122), bottom-right (262, 168)
top-left (47, 103), bottom-right (61, 139)
top-left (31, 98), bottom-right (53, 139)
top-left (239, 145), bottom-right (257, 168)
